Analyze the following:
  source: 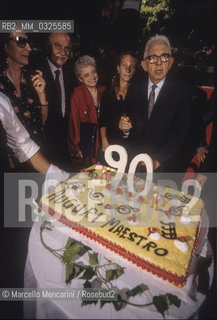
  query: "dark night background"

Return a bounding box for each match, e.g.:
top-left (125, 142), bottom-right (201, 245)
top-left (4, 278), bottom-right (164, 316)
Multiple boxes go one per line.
top-left (0, 0), bottom-right (216, 319)
top-left (0, 0), bottom-right (216, 54)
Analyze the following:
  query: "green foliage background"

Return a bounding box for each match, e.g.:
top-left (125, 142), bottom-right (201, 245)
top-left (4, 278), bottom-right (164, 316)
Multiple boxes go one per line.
top-left (140, 0), bottom-right (175, 35)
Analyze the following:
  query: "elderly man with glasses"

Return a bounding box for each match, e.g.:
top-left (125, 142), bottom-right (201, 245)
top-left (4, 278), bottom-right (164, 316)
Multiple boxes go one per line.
top-left (119, 34), bottom-right (193, 173)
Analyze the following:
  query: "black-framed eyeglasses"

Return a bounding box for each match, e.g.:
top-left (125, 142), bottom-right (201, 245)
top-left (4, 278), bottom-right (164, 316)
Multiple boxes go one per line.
top-left (145, 53), bottom-right (171, 64)
top-left (8, 36), bottom-right (32, 48)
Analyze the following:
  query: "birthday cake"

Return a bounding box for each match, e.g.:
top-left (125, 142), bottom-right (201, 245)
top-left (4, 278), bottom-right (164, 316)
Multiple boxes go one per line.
top-left (40, 164), bottom-right (204, 287)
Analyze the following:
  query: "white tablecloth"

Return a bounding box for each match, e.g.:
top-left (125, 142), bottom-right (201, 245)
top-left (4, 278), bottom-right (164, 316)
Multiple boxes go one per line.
top-left (24, 218), bottom-right (214, 319)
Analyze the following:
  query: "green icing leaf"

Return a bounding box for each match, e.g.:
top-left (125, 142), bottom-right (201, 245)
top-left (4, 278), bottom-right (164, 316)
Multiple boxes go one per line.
top-left (82, 281), bottom-right (98, 305)
top-left (126, 284), bottom-right (148, 297)
top-left (64, 237), bottom-right (76, 249)
top-left (105, 268), bottom-right (124, 282)
top-left (65, 263), bottom-right (75, 284)
top-left (153, 295), bottom-right (169, 317)
top-left (167, 294), bottom-right (181, 308)
top-left (79, 267), bottom-right (96, 280)
top-left (75, 265), bottom-right (85, 278)
top-left (112, 294), bottom-right (125, 311)
top-left (105, 270), bottom-right (114, 282)
top-left (88, 252), bottom-right (98, 266)
top-left (77, 245), bottom-right (91, 258)
top-left (62, 242), bottom-right (84, 263)
top-left (116, 264), bottom-right (124, 276)
top-left (83, 280), bottom-right (92, 288)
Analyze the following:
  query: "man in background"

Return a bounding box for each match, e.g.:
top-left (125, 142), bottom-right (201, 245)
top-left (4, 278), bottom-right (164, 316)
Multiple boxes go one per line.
top-left (29, 32), bottom-right (76, 171)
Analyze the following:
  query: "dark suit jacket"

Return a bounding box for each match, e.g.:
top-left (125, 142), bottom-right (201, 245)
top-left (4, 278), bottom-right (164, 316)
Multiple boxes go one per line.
top-left (125, 74), bottom-right (193, 172)
top-left (200, 88), bottom-right (217, 173)
top-left (29, 53), bottom-right (75, 170)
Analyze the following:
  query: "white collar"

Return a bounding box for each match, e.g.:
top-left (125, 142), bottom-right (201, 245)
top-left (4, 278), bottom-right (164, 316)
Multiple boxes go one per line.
top-left (148, 77), bottom-right (165, 90)
top-left (47, 58), bottom-right (62, 76)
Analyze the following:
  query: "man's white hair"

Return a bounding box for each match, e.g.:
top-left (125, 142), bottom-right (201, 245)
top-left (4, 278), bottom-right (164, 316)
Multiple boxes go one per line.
top-left (143, 34), bottom-right (172, 59)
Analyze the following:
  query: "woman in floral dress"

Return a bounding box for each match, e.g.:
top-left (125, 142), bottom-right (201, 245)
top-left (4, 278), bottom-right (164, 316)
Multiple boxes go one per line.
top-left (0, 31), bottom-right (48, 169)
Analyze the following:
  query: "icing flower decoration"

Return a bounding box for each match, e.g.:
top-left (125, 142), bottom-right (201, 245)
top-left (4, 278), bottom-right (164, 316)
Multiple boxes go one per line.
top-left (177, 236), bottom-right (187, 243)
top-left (115, 187), bottom-right (122, 195)
top-left (128, 214), bottom-right (137, 222)
top-left (148, 227), bottom-right (157, 234)
top-left (165, 210), bottom-right (172, 217)
top-left (104, 204), bottom-right (113, 209)
top-left (174, 236), bottom-right (189, 252)
top-left (148, 227), bottom-right (161, 240)
top-left (137, 195), bottom-right (145, 203)
top-left (126, 191), bottom-right (133, 198)
top-left (106, 183), bottom-right (112, 190)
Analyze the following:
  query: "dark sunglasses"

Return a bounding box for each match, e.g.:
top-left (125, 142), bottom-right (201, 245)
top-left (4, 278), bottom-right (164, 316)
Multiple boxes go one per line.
top-left (8, 36), bottom-right (33, 48)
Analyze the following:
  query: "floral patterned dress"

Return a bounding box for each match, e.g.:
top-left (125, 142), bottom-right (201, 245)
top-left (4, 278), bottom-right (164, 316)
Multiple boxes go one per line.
top-left (0, 70), bottom-right (45, 168)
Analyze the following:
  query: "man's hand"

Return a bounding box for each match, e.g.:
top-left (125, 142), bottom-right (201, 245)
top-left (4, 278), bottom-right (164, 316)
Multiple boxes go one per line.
top-left (195, 173), bottom-right (208, 190)
top-left (153, 160), bottom-right (161, 170)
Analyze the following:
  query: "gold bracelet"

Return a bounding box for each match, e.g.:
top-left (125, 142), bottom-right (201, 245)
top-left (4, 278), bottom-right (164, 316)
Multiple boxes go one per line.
top-left (41, 102), bottom-right (48, 106)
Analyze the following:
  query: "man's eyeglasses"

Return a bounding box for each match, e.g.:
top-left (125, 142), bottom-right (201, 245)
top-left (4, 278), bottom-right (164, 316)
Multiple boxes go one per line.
top-left (53, 42), bottom-right (72, 54)
top-left (145, 53), bottom-right (171, 64)
top-left (8, 36), bottom-right (32, 48)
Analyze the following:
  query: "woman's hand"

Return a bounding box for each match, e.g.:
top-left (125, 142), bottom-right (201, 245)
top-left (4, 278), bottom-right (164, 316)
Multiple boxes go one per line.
top-left (75, 150), bottom-right (83, 159)
top-left (119, 116), bottom-right (132, 131)
top-left (32, 70), bottom-right (46, 95)
top-left (138, 159), bottom-right (160, 171)
top-left (153, 160), bottom-right (160, 170)
top-left (195, 173), bottom-right (207, 189)
top-left (32, 70), bottom-right (48, 124)
top-left (196, 146), bottom-right (208, 163)
top-left (102, 139), bottom-right (110, 152)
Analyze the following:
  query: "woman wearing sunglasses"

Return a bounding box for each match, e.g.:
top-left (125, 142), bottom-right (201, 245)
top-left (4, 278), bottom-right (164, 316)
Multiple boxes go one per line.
top-left (0, 31), bottom-right (48, 170)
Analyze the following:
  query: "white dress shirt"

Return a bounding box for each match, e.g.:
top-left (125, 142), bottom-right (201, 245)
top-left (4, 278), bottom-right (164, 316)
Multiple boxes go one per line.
top-left (0, 92), bottom-right (40, 163)
top-left (47, 58), bottom-right (66, 117)
top-left (148, 78), bottom-right (165, 103)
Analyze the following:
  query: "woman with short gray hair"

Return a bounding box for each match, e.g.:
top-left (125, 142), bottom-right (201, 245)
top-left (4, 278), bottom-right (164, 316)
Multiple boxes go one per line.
top-left (74, 55), bottom-right (97, 78)
top-left (68, 55), bottom-right (105, 166)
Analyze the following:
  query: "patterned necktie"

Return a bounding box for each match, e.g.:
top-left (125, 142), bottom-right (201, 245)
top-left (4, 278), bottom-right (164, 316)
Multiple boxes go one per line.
top-left (148, 84), bottom-right (157, 119)
top-left (55, 69), bottom-right (62, 115)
